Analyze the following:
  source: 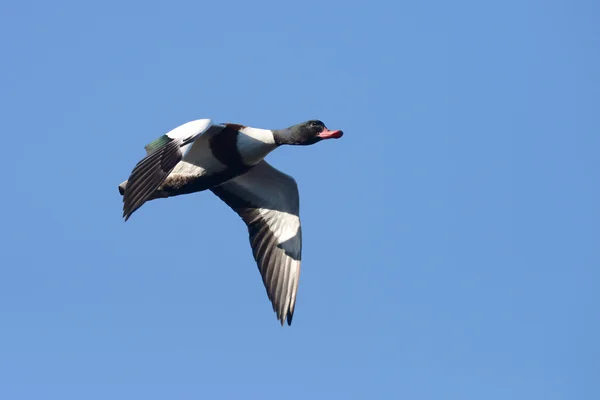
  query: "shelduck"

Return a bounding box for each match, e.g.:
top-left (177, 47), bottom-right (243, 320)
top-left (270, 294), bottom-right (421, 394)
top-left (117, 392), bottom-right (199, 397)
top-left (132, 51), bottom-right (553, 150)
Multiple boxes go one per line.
top-left (118, 119), bottom-right (343, 325)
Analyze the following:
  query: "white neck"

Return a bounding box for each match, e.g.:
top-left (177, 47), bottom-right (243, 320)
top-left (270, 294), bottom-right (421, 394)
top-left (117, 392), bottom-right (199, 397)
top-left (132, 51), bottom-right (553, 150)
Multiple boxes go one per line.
top-left (236, 127), bottom-right (277, 165)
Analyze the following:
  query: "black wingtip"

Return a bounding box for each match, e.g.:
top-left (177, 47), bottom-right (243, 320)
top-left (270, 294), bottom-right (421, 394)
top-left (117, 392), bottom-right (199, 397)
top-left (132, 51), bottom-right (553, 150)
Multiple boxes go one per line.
top-left (122, 196), bottom-right (135, 221)
top-left (286, 312), bottom-right (294, 326)
top-left (122, 198), bottom-right (132, 221)
top-left (122, 204), bottom-right (135, 221)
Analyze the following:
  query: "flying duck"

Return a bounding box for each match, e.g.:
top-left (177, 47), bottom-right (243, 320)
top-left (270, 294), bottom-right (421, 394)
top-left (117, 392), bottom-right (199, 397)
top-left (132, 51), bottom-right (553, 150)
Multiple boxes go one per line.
top-left (117, 119), bottom-right (343, 325)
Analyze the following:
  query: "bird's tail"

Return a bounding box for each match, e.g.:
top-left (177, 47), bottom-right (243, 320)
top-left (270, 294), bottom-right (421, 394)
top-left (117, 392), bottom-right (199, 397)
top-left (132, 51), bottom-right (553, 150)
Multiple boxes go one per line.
top-left (118, 180), bottom-right (127, 196)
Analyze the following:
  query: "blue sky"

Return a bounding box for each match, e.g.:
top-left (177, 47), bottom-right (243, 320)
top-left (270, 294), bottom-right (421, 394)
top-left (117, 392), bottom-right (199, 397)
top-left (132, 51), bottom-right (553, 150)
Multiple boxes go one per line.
top-left (1, 0), bottom-right (598, 398)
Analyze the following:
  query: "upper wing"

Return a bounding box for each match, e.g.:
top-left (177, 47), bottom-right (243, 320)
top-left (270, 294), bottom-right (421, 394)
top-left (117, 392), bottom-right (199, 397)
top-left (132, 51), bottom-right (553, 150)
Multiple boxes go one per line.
top-left (122, 138), bottom-right (184, 220)
top-left (122, 119), bottom-right (220, 220)
top-left (211, 161), bottom-right (302, 326)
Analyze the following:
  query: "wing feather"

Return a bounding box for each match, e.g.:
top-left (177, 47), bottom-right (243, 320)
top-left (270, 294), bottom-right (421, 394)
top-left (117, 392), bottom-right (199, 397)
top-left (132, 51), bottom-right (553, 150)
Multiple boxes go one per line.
top-left (211, 161), bottom-right (302, 325)
top-left (121, 119), bottom-right (221, 221)
top-left (122, 139), bottom-right (183, 220)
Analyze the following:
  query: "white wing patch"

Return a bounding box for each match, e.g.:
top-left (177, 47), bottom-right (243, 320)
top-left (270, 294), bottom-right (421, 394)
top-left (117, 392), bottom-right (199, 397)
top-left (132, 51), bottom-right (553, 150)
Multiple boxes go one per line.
top-left (166, 119), bottom-right (214, 141)
top-left (259, 209), bottom-right (300, 244)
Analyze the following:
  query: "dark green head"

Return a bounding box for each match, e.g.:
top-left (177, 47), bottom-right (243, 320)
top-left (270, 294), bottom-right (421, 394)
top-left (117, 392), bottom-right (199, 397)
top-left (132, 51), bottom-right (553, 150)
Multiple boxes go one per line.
top-left (273, 120), bottom-right (343, 145)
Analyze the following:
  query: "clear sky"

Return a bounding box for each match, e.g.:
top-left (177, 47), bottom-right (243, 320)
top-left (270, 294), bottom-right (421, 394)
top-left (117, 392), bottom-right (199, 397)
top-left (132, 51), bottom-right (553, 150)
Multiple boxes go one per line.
top-left (1, 1), bottom-right (598, 399)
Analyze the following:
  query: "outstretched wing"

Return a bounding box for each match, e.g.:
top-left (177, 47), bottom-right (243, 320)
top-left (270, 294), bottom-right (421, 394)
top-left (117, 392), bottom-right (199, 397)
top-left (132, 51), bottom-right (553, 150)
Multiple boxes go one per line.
top-left (211, 161), bottom-right (302, 326)
top-left (122, 119), bottom-right (219, 220)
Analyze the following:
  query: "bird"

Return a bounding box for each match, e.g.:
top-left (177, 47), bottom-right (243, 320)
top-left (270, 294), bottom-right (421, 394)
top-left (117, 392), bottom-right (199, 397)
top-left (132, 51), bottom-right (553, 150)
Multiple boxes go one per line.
top-left (117, 118), bottom-right (343, 325)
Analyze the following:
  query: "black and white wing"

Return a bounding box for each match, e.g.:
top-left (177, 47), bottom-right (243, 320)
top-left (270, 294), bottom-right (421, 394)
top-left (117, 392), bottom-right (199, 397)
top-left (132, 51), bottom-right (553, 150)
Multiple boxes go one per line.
top-left (211, 161), bottom-right (302, 326)
top-left (122, 138), bottom-right (184, 220)
top-left (122, 119), bottom-right (220, 220)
